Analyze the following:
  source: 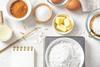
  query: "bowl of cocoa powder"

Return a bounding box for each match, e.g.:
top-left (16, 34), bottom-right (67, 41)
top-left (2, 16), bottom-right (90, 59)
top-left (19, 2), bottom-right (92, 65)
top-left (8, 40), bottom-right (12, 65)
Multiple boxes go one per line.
top-left (6, 0), bottom-right (32, 21)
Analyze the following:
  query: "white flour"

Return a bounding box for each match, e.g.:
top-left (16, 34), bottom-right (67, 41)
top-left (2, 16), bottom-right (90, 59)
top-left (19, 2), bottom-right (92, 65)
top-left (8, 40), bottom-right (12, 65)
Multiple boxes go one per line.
top-left (49, 42), bottom-right (81, 67)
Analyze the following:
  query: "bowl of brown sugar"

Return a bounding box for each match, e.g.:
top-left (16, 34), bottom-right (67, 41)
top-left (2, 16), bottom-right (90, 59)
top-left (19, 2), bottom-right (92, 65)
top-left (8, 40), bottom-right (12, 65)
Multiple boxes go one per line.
top-left (6, 0), bottom-right (32, 21)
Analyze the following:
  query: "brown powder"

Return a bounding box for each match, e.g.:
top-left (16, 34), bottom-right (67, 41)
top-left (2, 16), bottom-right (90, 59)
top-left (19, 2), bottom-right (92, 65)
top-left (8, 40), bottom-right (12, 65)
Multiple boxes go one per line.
top-left (10, 0), bottom-right (28, 18)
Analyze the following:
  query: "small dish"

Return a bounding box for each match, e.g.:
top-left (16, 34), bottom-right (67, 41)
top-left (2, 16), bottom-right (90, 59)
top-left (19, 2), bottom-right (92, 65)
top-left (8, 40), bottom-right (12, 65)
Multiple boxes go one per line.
top-left (53, 14), bottom-right (74, 34)
top-left (33, 3), bottom-right (53, 23)
top-left (86, 9), bottom-right (100, 40)
top-left (6, 0), bottom-right (32, 21)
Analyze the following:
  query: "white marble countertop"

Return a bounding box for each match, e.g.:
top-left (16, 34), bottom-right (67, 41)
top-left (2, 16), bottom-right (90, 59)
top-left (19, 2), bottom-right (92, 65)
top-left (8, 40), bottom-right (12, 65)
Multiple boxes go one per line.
top-left (0, 0), bottom-right (100, 67)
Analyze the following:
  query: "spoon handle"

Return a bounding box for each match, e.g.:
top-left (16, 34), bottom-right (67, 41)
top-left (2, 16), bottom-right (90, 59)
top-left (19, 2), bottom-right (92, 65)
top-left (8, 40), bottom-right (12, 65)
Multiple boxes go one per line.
top-left (0, 11), bottom-right (4, 24)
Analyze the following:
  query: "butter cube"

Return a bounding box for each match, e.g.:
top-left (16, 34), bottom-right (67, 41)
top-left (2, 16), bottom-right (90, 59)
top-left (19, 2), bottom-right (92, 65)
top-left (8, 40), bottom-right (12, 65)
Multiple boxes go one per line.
top-left (56, 24), bottom-right (67, 32)
top-left (55, 17), bottom-right (65, 25)
top-left (64, 19), bottom-right (71, 27)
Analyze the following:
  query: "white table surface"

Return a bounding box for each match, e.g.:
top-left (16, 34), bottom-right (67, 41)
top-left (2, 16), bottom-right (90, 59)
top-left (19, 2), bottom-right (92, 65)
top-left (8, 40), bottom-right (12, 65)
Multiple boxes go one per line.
top-left (0, 0), bottom-right (100, 67)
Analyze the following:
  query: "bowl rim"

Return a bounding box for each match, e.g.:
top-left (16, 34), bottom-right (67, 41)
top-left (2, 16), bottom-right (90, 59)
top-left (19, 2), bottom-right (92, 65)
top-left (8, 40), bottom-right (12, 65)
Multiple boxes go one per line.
top-left (52, 13), bottom-right (75, 34)
top-left (86, 8), bottom-right (100, 40)
top-left (47, 0), bottom-right (69, 6)
top-left (6, 0), bottom-right (32, 21)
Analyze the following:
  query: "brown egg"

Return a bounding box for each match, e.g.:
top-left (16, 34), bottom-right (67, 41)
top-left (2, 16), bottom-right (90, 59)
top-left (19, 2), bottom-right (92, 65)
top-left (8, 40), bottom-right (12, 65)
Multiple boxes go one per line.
top-left (51, 0), bottom-right (64, 4)
top-left (64, 0), bottom-right (81, 10)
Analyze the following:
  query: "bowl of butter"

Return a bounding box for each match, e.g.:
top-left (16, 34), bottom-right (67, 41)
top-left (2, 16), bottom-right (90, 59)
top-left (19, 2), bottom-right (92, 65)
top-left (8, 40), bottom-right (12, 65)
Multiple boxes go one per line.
top-left (53, 14), bottom-right (74, 34)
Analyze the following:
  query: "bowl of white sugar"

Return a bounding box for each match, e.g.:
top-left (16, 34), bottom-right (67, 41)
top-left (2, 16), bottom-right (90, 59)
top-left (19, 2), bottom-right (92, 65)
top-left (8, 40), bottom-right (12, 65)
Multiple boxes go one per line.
top-left (33, 3), bottom-right (53, 23)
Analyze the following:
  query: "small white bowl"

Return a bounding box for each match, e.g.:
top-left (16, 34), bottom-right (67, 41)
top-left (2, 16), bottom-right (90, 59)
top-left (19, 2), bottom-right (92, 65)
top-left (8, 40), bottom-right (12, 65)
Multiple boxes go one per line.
top-left (45, 38), bottom-right (84, 67)
top-left (52, 14), bottom-right (75, 34)
top-left (33, 3), bottom-right (53, 23)
top-left (6, 0), bottom-right (32, 21)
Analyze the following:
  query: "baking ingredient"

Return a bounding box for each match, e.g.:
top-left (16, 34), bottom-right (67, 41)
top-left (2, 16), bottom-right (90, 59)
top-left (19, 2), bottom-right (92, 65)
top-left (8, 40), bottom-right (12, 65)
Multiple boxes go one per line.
top-left (0, 11), bottom-right (12, 41)
top-left (10, 0), bottom-right (28, 18)
top-left (64, 18), bottom-right (71, 27)
top-left (54, 15), bottom-right (73, 32)
top-left (0, 24), bottom-right (12, 41)
top-left (49, 42), bottom-right (72, 67)
top-left (64, 0), bottom-right (81, 10)
top-left (35, 4), bottom-right (52, 22)
top-left (56, 17), bottom-right (66, 25)
top-left (49, 42), bottom-right (80, 67)
top-left (51, 0), bottom-right (64, 4)
top-left (56, 24), bottom-right (67, 32)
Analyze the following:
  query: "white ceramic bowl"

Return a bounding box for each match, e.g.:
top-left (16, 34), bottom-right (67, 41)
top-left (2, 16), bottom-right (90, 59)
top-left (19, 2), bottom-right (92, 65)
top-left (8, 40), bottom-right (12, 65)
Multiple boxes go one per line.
top-left (34, 3), bottom-right (53, 23)
top-left (45, 38), bottom-right (84, 67)
top-left (52, 14), bottom-right (75, 34)
top-left (6, 0), bottom-right (32, 21)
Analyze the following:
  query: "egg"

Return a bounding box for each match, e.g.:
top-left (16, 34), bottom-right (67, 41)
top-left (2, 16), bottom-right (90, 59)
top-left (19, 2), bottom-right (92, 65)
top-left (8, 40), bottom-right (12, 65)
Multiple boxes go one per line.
top-left (51, 0), bottom-right (64, 4)
top-left (64, 0), bottom-right (81, 10)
